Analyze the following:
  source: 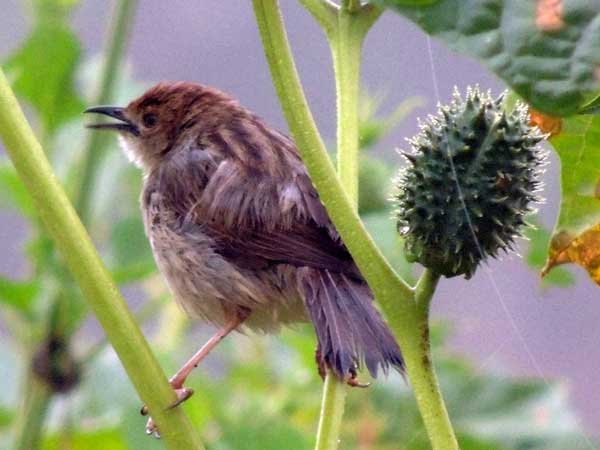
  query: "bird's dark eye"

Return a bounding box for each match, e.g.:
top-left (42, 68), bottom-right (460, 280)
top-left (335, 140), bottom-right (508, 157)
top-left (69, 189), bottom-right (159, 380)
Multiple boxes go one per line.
top-left (142, 113), bottom-right (158, 128)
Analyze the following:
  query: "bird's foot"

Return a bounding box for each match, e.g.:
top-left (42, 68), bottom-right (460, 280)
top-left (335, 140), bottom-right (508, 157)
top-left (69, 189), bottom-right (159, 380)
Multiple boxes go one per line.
top-left (346, 370), bottom-right (370, 389)
top-left (140, 386), bottom-right (194, 438)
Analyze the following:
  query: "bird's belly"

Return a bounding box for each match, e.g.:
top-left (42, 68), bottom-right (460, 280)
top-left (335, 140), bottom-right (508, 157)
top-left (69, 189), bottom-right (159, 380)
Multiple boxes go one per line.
top-left (148, 223), bottom-right (307, 332)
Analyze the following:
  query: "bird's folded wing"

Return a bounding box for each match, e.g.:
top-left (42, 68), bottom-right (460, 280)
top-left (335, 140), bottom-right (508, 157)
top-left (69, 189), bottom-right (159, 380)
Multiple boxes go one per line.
top-left (203, 222), bottom-right (359, 276)
top-left (188, 159), bottom-right (360, 277)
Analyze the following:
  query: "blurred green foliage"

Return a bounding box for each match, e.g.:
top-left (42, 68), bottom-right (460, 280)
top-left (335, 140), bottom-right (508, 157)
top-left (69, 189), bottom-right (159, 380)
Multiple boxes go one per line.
top-left (4, 0), bottom-right (84, 134)
top-left (1, 320), bottom-right (588, 450)
top-left (0, 1), bottom-right (596, 449)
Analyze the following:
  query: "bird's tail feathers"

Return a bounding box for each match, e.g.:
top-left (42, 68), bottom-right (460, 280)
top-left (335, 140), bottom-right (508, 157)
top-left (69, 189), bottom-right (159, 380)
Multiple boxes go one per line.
top-left (298, 268), bottom-right (404, 379)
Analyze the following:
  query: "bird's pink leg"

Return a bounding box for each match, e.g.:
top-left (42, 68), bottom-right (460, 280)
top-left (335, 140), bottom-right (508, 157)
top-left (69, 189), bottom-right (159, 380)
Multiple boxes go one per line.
top-left (143, 309), bottom-right (249, 437)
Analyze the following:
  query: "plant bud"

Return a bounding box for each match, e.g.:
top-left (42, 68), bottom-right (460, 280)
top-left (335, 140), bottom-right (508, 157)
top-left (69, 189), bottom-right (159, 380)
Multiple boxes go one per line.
top-left (394, 86), bottom-right (547, 278)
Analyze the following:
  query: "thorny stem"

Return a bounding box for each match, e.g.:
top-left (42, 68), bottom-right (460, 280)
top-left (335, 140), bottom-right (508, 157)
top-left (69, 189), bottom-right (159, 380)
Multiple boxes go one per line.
top-left (0, 68), bottom-right (205, 450)
top-left (253, 1), bottom-right (459, 449)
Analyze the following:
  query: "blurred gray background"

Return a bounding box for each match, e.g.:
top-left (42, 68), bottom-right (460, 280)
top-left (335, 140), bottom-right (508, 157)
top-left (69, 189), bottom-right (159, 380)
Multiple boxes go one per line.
top-left (1, 0), bottom-right (599, 439)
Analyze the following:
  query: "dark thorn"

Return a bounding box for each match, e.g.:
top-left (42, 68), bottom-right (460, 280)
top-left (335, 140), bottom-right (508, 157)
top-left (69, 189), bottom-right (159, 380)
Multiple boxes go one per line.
top-left (165, 388), bottom-right (194, 410)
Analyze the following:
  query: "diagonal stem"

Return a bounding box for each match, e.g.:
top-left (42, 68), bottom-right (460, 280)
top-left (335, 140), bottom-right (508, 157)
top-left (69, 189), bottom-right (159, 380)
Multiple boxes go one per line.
top-left (0, 68), bottom-right (205, 450)
top-left (12, 3), bottom-right (139, 450)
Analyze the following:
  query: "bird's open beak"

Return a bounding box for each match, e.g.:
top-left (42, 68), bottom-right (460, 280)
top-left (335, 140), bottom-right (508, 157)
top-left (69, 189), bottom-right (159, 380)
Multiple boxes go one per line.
top-left (84, 106), bottom-right (139, 136)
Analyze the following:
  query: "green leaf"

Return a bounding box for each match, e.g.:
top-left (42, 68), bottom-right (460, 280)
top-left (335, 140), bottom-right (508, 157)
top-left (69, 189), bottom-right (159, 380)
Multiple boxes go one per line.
top-left (543, 115), bottom-right (600, 284)
top-left (375, 0), bottom-right (600, 116)
top-left (0, 276), bottom-right (39, 315)
top-left (455, 434), bottom-right (508, 450)
top-left (110, 217), bottom-right (156, 283)
top-left (3, 22), bottom-right (84, 133)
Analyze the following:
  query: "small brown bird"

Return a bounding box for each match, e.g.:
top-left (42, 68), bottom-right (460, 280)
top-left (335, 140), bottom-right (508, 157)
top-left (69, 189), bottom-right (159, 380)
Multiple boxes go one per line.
top-left (86, 82), bottom-right (403, 434)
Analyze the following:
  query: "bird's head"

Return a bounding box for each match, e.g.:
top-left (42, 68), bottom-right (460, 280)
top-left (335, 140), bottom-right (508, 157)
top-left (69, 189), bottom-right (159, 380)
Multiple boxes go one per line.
top-left (85, 82), bottom-right (238, 171)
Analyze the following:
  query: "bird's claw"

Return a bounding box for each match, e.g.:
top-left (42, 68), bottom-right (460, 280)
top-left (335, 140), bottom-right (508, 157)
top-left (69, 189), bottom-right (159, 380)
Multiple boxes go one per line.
top-left (346, 371), bottom-right (370, 389)
top-left (347, 378), bottom-right (371, 388)
top-left (141, 387), bottom-right (195, 438)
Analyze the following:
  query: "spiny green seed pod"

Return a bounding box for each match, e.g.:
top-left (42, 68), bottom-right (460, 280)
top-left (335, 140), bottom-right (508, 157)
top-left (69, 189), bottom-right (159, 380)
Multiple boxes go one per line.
top-left (394, 86), bottom-right (547, 279)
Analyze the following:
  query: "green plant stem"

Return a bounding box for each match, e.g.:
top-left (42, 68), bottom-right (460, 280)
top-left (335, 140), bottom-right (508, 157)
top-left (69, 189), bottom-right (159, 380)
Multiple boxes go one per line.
top-left (11, 375), bottom-right (52, 450)
top-left (328, 3), bottom-right (382, 207)
top-left (298, 0), bottom-right (336, 32)
top-left (342, 0), bottom-right (362, 13)
top-left (253, 2), bottom-right (459, 449)
top-left (74, 0), bottom-right (137, 224)
top-left (10, 5), bottom-right (140, 449)
top-left (0, 69), bottom-right (205, 450)
top-left (314, 374), bottom-right (347, 450)
top-left (313, 3), bottom-right (383, 449)
top-left (401, 269), bottom-right (458, 450)
top-left (329, 19), bottom-right (361, 202)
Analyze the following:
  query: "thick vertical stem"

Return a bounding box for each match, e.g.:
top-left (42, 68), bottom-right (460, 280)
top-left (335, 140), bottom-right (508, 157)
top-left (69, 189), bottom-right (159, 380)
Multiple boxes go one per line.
top-left (400, 270), bottom-right (458, 450)
top-left (314, 373), bottom-right (347, 450)
top-left (316, 6), bottom-right (376, 450)
top-left (330, 14), bottom-right (363, 203)
top-left (329, 5), bottom-right (381, 203)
